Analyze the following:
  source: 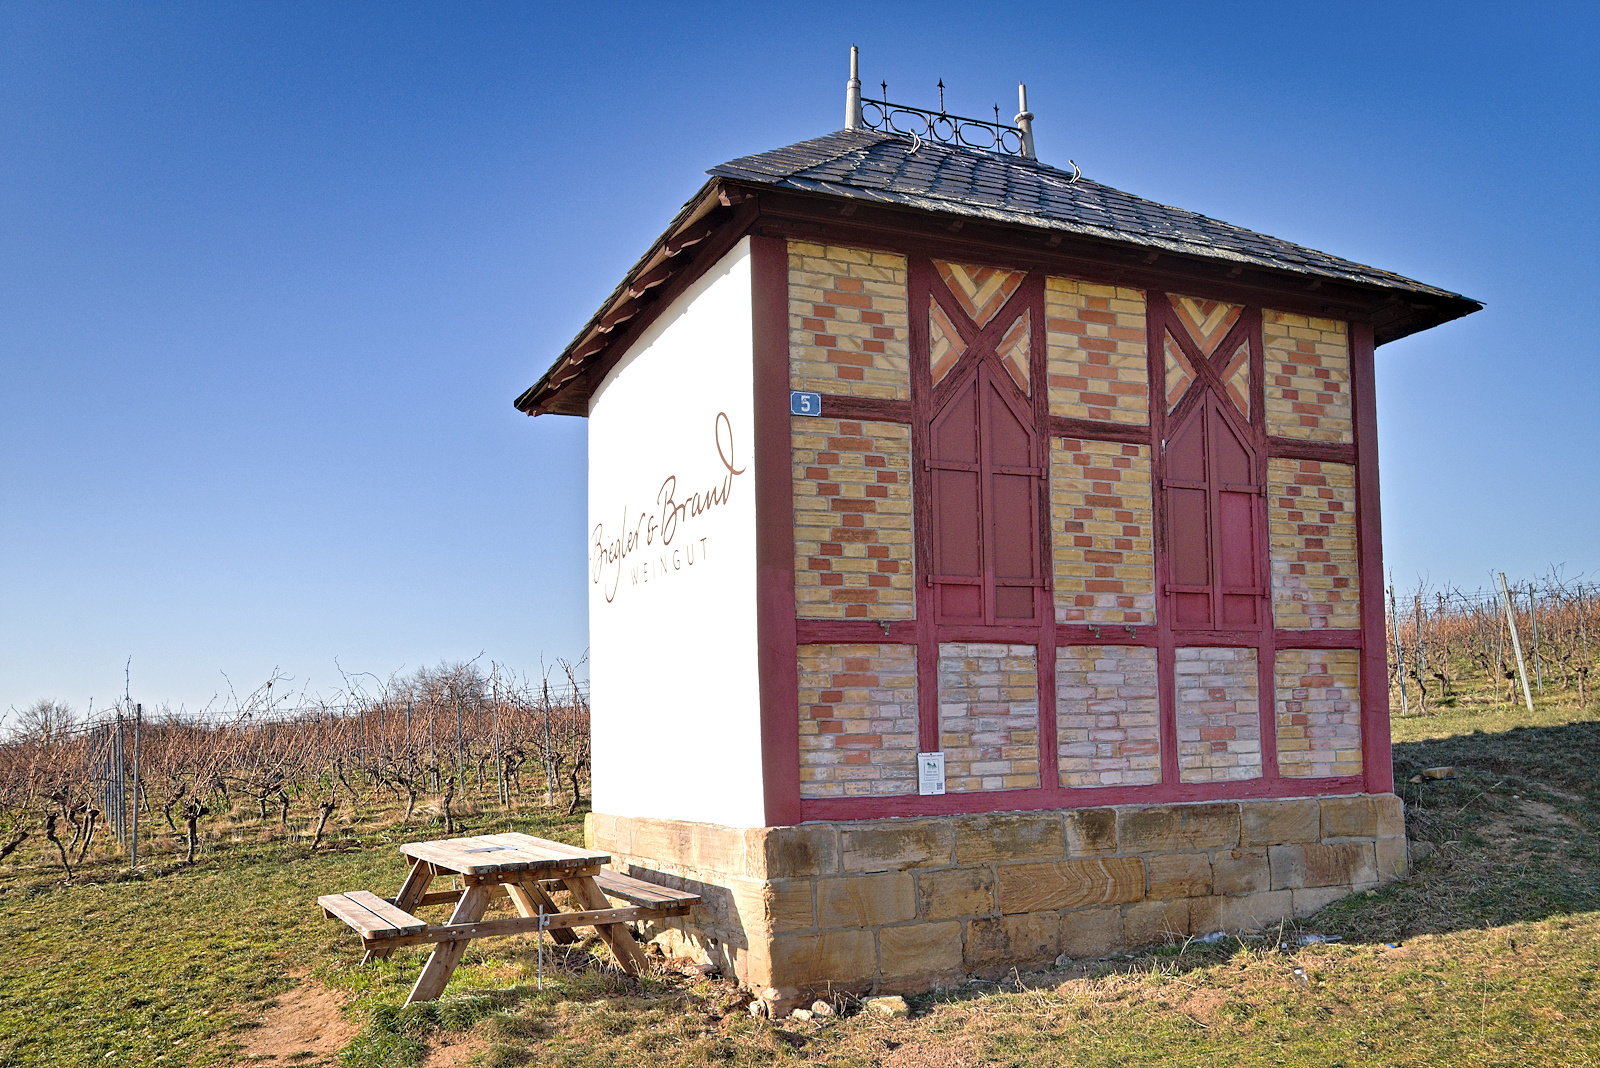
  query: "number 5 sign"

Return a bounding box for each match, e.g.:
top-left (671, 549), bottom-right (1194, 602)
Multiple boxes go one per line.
top-left (789, 391), bottom-right (822, 416)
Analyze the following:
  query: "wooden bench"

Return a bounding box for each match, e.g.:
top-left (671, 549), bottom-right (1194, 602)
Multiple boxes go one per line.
top-left (573, 869), bottom-right (700, 915)
top-left (319, 890), bottom-right (429, 943)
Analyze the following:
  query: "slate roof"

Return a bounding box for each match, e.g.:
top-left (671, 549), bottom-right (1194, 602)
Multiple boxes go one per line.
top-left (710, 128), bottom-right (1468, 302)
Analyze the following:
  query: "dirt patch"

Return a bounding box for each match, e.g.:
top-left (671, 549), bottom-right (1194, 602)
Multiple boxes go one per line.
top-left (236, 980), bottom-right (358, 1065)
top-left (423, 1033), bottom-right (489, 1066)
top-left (881, 1036), bottom-right (979, 1068)
top-left (1517, 797), bottom-right (1577, 828)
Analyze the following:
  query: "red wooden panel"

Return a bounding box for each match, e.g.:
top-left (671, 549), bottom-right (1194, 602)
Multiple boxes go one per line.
top-left (1210, 405), bottom-right (1253, 486)
top-left (929, 362), bottom-right (1043, 626)
top-left (1166, 412), bottom-right (1205, 482)
top-left (1165, 392), bottom-right (1263, 631)
top-left (933, 385), bottom-right (979, 463)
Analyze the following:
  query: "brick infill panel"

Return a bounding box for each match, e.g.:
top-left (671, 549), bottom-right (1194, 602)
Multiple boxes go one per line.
top-left (1045, 277), bottom-right (1148, 425)
top-left (798, 643), bottom-right (918, 799)
top-left (1174, 647), bottom-right (1263, 784)
top-left (793, 417), bottom-right (914, 620)
top-left (789, 241), bottom-right (911, 400)
top-left (1275, 648), bottom-right (1363, 779)
top-left (1050, 438), bottom-right (1154, 625)
top-left (937, 643), bottom-right (1041, 793)
top-left (1263, 310), bottom-right (1351, 443)
top-left (1269, 458), bottom-right (1359, 630)
top-left (1056, 645), bottom-right (1161, 787)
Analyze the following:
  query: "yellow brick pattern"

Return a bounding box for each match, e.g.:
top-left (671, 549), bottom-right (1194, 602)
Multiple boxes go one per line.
top-left (1269, 459), bottom-right (1360, 630)
top-left (789, 241), bottom-right (910, 400)
top-left (798, 644), bottom-right (919, 798)
top-left (1045, 277), bottom-right (1148, 424)
top-left (1050, 440), bottom-right (1154, 625)
top-left (793, 419), bottom-right (914, 620)
top-left (1056, 645), bottom-right (1161, 787)
top-left (1263, 310), bottom-right (1351, 442)
top-left (1275, 649), bottom-right (1363, 779)
top-left (1175, 647), bottom-right (1263, 784)
top-left (937, 643), bottom-right (1040, 792)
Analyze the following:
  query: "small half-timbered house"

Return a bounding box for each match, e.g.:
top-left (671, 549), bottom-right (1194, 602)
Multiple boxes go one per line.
top-left (515, 52), bottom-right (1480, 999)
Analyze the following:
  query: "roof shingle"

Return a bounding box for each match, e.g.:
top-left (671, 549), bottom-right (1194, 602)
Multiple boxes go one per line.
top-left (709, 129), bottom-right (1466, 302)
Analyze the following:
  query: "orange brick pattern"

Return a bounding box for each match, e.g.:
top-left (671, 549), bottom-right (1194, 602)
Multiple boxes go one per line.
top-left (1263, 311), bottom-right (1351, 442)
top-left (1050, 439), bottom-right (1155, 625)
top-left (935, 261), bottom-right (1025, 327)
top-left (788, 241), bottom-right (911, 400)
top-left (937, 643), bottom-right (1041, 792)
top-left (1055, 645), bottom-right (1161, 787)
top-left (1045, 277), bottom-right (1148, 425)
top-left (1168, 295), bottom-right (1242, 356)
top-left (1268, 459), bottom-right (1360, 630)
top-left (1175, 647), bottom-right (1263, 784)
top-left (1275, 649), bottom-right (1363, 779)
top-left (797, 644), bottom-right (919, 798)
top-left (793, 418), bottom-right (914, 620)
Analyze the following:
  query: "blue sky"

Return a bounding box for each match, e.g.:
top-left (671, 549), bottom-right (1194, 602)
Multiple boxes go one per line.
top-left (2, 1), bottom-right (1595, 717)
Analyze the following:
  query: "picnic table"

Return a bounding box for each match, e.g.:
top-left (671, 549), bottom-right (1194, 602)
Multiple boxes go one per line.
top-left (318, 832), bottom-right (699, 1004)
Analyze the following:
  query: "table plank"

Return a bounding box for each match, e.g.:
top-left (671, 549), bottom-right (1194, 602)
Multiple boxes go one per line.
top-left (400, 833), bottom-right (609, 877)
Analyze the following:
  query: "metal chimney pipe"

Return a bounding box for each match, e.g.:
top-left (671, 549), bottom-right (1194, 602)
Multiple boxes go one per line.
top-left (1015, 82), bottom-right (1036, 159)
top-left (846, 45), bottom-right (863, 130)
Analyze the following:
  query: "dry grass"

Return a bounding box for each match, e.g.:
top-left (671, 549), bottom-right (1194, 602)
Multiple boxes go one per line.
top-left (3, 702), bottom-right (1599, 1067)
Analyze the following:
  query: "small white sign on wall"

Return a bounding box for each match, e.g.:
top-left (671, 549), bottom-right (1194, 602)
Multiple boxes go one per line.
top-left (917, 752), bottom-right (946, 796)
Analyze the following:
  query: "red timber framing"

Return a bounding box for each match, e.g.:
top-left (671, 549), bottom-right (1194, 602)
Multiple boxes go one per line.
top-left (762, 251), bottom-right (1390, 825)
top-left (629, 196), bottom-right (1400, 825)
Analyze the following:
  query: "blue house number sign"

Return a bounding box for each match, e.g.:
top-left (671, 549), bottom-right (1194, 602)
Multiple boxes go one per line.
top-left (790, 391), bottom-right (822, 416)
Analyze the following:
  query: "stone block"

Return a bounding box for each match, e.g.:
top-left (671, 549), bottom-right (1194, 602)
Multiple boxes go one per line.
top-left (1269, 841), bottom-right (1377, 890)
top-left (606, 814), bottom-right (637, 856)
top-left (997, 857), bottom-right (1145, 914)
top-left (748, 823), bottom-right (839, 879)
top-left (692, 823), bottom-right (749, 876)
top-left (1211, 849), bottom-right (1270, 896)
top-left (1239, 798), bottom-right (1320, 846)
top-left (1123, 899), bottom-right (1190, 946)
top-left (952, 811), bottom-right (1065, 865)
top-left (1375, 836), bottom-right (1408, 882)
top-left (1292, 885), bottom-right (1349, 917)
top-left (1189, 889), bottom-right (1294, 934)
top-left (1064, 808), bottom-right (1119, 857)
top-left (1147, 852), bottom-right (1212, 899)
top-left (1319, 795), bottom-right (1378, 839)
top-left (767, 928), bottom-right (877, 987)
top-left (726, 878), bottom-right (815, 934)
top-left (841, 818), bottom-right (953, 873)
top-left (816, 872), bottom-right (917, 928)
top-left (965, 912), bottom-right (1061, 970)
top-left (1374, 794), bottom-right (1406, 838)
top-left (585, 812), bottom-right (612, 850)
top-left (1058, 906), bottom-right (1125, 959)
top-left (916, 866), bottom-right (995, 920)
top-left (879, 921), bottom-right (964, 985)
top-left (1118, 802), bottom-right (1239, 854)
top-left (632, 818), bottom-right (694, 867)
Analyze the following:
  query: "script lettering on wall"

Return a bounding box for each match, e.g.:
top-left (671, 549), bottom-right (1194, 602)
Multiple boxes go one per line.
top-left (590, 412), bottom-right (747, 604)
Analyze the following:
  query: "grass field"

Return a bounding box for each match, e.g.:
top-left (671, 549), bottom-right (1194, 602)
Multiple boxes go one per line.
top-left (2, 700), bottom-right (1598, 1067)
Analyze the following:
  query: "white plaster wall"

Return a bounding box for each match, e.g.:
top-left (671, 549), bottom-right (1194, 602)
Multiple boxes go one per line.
top-left (586, 238), bottom-right (764, 827)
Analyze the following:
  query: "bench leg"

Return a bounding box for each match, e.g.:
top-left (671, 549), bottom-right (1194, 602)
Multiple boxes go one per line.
top-left (405, 884), bottom-right (490, 1004)
top-left (507, 879), bottom-right (576, 945)
top-left (562, 875), bottom-right (650, 975)
top-left (365, 859), bottom-right (434, 964)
